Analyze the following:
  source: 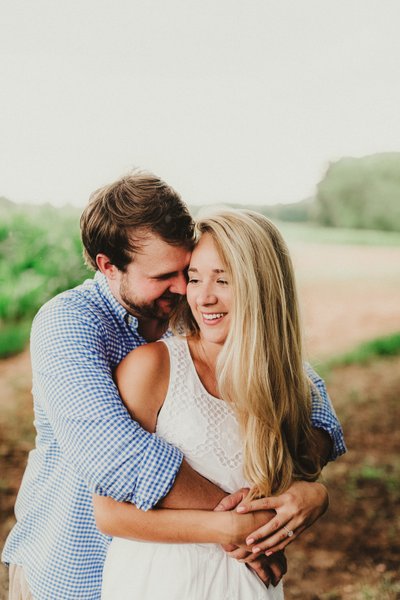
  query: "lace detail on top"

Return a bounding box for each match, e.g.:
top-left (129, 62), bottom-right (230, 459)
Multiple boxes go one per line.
top-left (101, 336), bottom-right (284, 600)
top-left (156, 336), bottom-right (246, 494)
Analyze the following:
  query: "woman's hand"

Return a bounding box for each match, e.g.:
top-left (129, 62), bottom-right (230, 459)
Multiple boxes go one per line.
top-left (215, 481), bottom-right (329, 555)
top-left (215, 488), bottom-right (287, 587)
top-left (241, 481), bottom-right (329, 554)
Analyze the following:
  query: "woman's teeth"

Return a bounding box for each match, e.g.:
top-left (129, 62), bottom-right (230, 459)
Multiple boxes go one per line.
top-left (203, 313), bottom-right (224, 321)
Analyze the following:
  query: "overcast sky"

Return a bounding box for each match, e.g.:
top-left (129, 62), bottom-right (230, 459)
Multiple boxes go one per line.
top-left (1, 0), bottom-right (400, 208)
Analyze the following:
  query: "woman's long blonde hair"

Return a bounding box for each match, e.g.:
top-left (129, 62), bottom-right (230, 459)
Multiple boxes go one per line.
top-left (173, 209), bottom-right (321, 497)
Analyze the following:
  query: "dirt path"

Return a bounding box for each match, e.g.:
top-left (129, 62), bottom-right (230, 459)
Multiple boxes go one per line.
top-left (291, 242), bottom-right (400, 361)
top-left (0, 351), bottom-right (33, 599)
top-left (0, 350), bottom-right (31, 410)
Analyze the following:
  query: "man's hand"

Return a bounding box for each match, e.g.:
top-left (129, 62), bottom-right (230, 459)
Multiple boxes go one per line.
top-left (236, 481), bottom-right (329, 555)
top-left (214, 487), bottom-right (250, 512)
top-left (247, 551), bottom-right (287, 587)
top-left (221, 543), bottom-right (287, 587)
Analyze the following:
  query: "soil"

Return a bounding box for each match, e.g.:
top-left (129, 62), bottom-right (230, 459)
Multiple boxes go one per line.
top-left (1, 242), bottom-right (400, 599)
top-left (284, 356), bottom-right (400, 599)
top-left (291, 242), bottom-right (400, 361)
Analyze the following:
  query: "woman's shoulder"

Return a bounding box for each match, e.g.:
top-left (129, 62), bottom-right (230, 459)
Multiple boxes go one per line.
top-left (114, 342), bottom-right (170, 431)
top-left (116, 342), bottom-right (169, 387)
top-left (125, 339), bottom-right (169, 363)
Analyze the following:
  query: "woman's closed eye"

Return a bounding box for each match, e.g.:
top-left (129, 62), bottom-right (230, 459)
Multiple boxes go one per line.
top-left (188, 277), bottom-right (228, 285)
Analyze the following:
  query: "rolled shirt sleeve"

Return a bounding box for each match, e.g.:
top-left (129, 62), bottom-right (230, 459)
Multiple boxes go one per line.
top-left (306, 363), bottom-right (347, 461)
top-left (31, 298), bottom-right (183, 510)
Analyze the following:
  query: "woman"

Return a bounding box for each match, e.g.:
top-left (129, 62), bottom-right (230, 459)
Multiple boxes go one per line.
top-left (94, 209), bottom-right (322, 599)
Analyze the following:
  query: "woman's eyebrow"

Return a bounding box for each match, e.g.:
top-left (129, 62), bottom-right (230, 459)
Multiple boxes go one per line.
top-left (187, 267), bottom-right (225, 273)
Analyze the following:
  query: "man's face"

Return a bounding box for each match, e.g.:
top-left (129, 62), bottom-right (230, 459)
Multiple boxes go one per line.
top-left (111, 234), bottom-right (191, 322)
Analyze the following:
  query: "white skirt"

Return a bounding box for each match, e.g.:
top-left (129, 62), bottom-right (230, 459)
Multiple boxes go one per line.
top-left (102, 537), bottom-right (284, 600)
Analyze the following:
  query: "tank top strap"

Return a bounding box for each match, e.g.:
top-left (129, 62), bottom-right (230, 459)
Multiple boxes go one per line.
top-left (158, 336), bottom-right (192, 398)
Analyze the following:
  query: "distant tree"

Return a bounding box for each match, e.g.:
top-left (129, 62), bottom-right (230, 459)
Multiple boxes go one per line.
top-left (265, 199), bottom-right (314, 222)
top-left (191, 198), bottom-right (313, 223)
top-left (315, 153), bottom-right (400, 231)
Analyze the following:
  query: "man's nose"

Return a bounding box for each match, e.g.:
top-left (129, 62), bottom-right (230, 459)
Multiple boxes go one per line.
top-left (169, 272), bottom-right (187, 295)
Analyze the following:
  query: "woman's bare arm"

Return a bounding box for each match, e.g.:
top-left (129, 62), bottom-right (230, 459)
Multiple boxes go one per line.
top-left (114, 342), bottom-right (227, 510)
top-left (93, 494), bottom-right (274, 546)
top-left (113, 342), bottom-right (169, 432)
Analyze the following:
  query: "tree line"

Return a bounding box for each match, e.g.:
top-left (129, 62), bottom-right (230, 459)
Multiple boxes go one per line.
top-left (223, 152), bottom-right (400, 232)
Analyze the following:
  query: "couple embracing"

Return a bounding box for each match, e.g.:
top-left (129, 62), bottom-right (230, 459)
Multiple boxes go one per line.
top-left (2, 170), bottom-right (345, 599)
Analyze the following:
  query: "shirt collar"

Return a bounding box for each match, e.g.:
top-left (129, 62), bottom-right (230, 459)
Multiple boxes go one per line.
top-left (94, 271), bottom-right (139, 330)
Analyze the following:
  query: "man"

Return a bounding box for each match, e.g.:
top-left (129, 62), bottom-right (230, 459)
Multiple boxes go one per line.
top-left (2, 170), bottom-right (345, 600)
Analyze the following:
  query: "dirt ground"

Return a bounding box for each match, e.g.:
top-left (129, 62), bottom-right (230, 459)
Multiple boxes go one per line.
top-left (284, 356), bottom-right (400, 599)
top-left (291, 242), bottom-right (400, 361)
top-left (1, 242), bottom-right (400, 599)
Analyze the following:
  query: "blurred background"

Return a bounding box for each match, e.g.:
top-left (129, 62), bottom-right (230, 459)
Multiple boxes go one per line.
top-left (1, 1), bottom-right (400, 598)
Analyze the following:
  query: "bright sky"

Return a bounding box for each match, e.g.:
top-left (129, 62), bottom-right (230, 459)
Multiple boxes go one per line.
top-left (1, 0), bottom-right (400, 207)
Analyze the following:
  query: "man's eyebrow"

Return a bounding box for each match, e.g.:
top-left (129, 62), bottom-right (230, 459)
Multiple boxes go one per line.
top-left (187, 267), bottom-right (225, 273)
top-left (150, 271), bottom-right (180, 279)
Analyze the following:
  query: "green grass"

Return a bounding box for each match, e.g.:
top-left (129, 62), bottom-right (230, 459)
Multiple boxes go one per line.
top-left (359, 576), bottom-right (400, 600)
top-left (324, 332), bottom-right (400, 369)
top-left (345, 462), bottom-right (400, 500)
top-left (277, 221), bottom-right (400, 246)
top-left (192, 204), bottom-right (400, 246)
top-left (316, 574), bottom-right (400, 599)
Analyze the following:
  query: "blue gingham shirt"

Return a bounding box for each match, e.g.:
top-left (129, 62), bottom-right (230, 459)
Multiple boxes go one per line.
top-left (2, 272), bottom-right (345, 600)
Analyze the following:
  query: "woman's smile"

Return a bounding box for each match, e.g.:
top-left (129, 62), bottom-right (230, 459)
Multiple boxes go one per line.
top-left (200, 312), bottom-right (227, 325)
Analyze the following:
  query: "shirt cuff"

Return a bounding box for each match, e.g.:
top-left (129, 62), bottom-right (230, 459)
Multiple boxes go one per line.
top-left (312, 419), bottom-right (347, 462)
top-left (131, 434), bottom-right (184, 511)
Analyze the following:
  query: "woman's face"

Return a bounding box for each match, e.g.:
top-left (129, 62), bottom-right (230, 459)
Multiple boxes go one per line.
top-left (186, 233), bottom-right (232, 345)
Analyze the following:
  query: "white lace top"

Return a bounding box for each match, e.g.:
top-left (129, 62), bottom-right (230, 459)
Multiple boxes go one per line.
top-left (102, 335), bottom-right (284, 599)
top-left (156, 336), bottom-right (246, 494)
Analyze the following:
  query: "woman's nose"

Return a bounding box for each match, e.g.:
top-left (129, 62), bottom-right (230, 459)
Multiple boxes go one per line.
top-left (196, 285), bottom-right (217, 306)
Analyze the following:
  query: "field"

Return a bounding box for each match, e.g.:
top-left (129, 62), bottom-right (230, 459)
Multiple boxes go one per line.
top-left (1, 221), bottom-right (400, 598)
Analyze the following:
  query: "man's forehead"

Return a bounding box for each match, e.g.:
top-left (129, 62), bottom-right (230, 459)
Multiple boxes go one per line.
top-left (129, 229), bottom-right (192, 253)
top-left (130, 241), bottom-right (191, 274)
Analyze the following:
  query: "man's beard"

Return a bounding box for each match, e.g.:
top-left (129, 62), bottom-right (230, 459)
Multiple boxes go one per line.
top-left (120, 279), bottom-right (180, 322)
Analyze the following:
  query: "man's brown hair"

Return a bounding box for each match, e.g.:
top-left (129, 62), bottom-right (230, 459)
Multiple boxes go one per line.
top-left (80, 170), bottom-right (195, 271)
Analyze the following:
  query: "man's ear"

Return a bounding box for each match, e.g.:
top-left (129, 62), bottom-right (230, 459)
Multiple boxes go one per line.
top-left (96, 254), bottom-right (119, 279)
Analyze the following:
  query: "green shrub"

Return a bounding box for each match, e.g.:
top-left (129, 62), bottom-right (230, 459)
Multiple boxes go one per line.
top-left (0, 320), bottom-right (32, 358)
top-left (0, 201), bottom-right (91, 357)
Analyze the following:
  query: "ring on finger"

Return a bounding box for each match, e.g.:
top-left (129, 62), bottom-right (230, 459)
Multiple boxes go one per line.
top-left (283, 525), bottom-right (294, 538)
